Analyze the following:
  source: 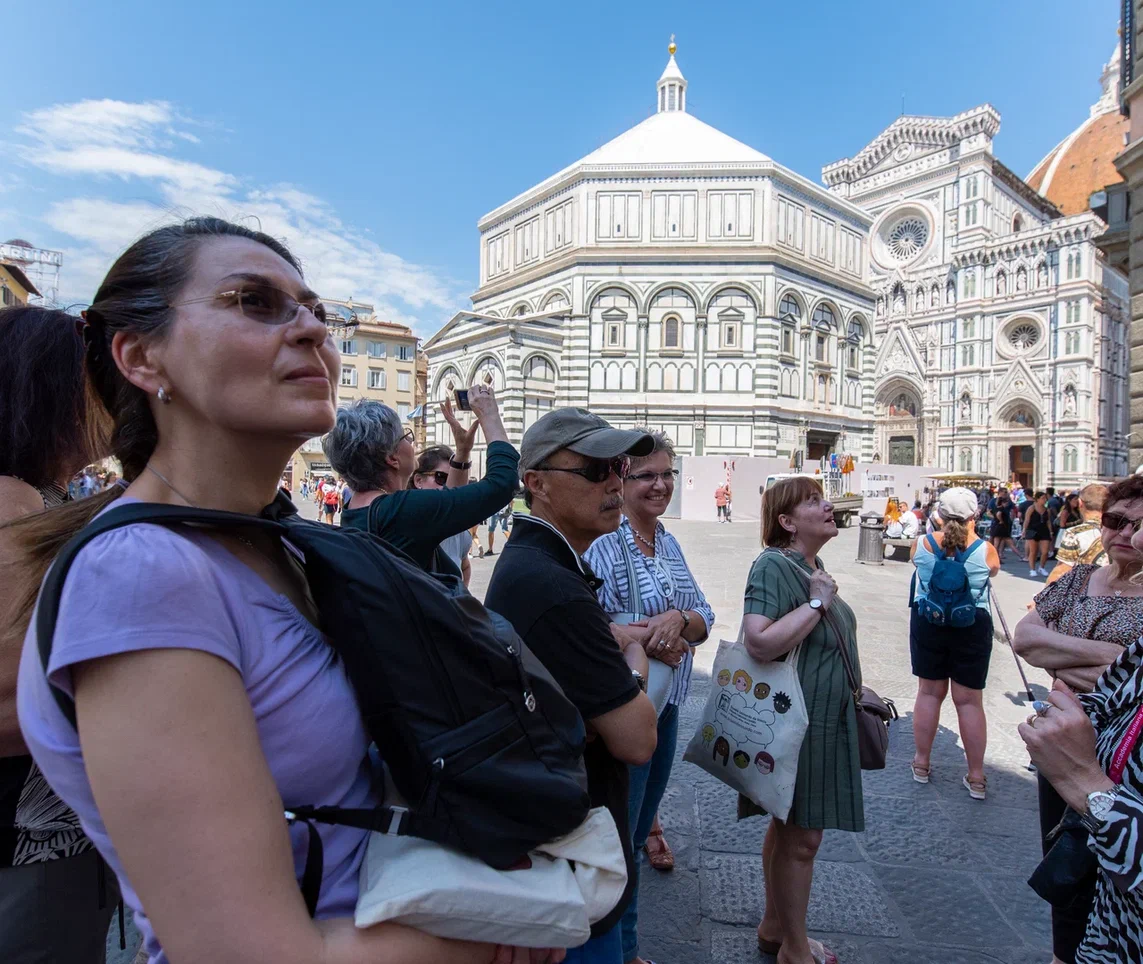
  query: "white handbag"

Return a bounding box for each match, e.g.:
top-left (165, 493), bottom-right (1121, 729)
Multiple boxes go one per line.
top-left (682, 629), bottom-right (808, 821)
top-left (355, 806), bottom-right (627, 948)
top-left (609, 542), bottom-right (675, 714)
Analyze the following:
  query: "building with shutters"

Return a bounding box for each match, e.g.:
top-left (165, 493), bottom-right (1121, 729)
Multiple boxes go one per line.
top-left (423, 42), bottom-right (1129, 486)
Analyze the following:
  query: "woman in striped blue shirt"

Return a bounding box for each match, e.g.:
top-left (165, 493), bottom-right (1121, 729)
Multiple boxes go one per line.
top-left (585, 429), bottom-right (714, 964)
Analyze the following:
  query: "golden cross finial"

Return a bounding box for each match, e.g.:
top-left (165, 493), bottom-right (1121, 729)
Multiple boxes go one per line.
top-left (668, 34), bottom-right (676, 55)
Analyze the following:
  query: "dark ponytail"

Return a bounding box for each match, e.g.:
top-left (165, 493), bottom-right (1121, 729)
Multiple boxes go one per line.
top-left (1, 217), bottom-right (302, 639)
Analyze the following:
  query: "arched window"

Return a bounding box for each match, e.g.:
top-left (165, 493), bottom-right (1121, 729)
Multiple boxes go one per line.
top-left (663, 314), bottom-right (680, 349)
top-left (812, 304), bottom-right (836, 329)
top-left (779, 294), bottom-right (802, 322)
top-left (1013, 214), bottom-right (1024, 233)
top-left (1063, 446), bottom-right (1078, 473)
top-left (958, 448), bottom-right (973, 472)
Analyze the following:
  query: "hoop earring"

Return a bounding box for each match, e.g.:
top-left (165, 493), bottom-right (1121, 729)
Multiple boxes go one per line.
top-left (157, 386), bottom-right (172, 404)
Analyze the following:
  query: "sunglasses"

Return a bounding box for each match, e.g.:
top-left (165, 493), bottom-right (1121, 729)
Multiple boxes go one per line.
top-left (627, 469), bottom-right (680, 485)
top-left (533, 455), bottom-right (630, 484)
top-left (1102, 511), bottom-right (1143, 534)
top-left (171, 282), bottom-right (359, 335)
top-left (421, 470), bottom-right (449, 487)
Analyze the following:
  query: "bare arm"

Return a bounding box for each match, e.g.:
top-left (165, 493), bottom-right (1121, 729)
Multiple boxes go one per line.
top-left (73, 648), bottom-right (510, 964)
top-left (461, 553), bottom-right (472, 587)
top-left (0, 477), bottom-right (52, 757)
top-left (1012, 608), bottom-right (1122, 670)
top-left (741, 606), bottom-right (822, 663)
top-left (590, 682), bottom-right (657, 767)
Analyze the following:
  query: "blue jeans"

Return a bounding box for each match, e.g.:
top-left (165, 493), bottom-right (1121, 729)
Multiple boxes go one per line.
top-left (620, 702), bottom-right (679, 962)
top-left (563, 923), bottom-right (623, 964)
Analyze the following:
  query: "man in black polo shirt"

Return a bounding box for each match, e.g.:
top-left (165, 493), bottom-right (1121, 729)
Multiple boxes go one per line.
top-left (486, 408), bottom-right (658, 964)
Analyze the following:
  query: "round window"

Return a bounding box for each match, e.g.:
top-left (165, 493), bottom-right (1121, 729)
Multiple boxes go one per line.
top-left (886, 217), bottom-right (929, 262)
top-left (1008, 323), bottom-right (1040, 351)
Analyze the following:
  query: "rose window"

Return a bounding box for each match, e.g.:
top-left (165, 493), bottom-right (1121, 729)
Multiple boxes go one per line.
top-left (1008, 324), bottom-right (1040, 350)
top-left (886, 217), bottom-right (929, 262)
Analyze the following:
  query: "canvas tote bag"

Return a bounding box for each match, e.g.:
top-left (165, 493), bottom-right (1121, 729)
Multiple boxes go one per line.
top-left (682, 629), bottom-right (808, 821)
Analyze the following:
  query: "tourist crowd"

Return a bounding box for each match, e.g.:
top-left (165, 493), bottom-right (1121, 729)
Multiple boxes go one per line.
top-left (0, 217), bottom-right (1141, 964)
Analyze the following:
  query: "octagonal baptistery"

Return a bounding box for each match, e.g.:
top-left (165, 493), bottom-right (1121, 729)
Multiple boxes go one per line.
top-left (423, 42), bottom-right (877, 470)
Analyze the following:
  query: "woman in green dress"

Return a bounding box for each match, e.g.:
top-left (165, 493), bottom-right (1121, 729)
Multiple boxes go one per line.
top-left (739, 476), bottom-right (863, 964)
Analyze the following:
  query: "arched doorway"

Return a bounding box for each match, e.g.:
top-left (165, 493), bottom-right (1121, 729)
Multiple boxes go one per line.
top-left (875, 383), bottom-right (923, 465)
top-left (996, 403), bottom-right (1040, 489)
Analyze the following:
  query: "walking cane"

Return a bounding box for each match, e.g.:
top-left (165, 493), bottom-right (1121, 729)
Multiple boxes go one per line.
top-left (989, 586), bottom-right (1034, 704)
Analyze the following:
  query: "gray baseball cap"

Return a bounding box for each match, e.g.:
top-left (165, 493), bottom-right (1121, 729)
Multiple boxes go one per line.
top-left (519, 408), bottom-right (654, 471)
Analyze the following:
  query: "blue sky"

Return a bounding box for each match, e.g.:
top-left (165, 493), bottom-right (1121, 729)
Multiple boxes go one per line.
top-left (1, 0), bottom-right (1115, 334)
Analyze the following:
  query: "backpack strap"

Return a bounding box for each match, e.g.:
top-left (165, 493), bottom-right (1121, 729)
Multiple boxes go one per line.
top-left (621, 531), bottom-right (645, 616)
top-left (36, 502), bottom-right (286, 728)
top-left (925, 533), bottom-right (940, 557)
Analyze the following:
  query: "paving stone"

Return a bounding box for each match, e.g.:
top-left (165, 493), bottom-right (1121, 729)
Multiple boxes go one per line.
top-left (712, 927), bottom-right (870, 963)
top-left (859, 943), bottom-right (1048, 964)
top-left (637, 867), bottom-right (703, 943)
top-left (695, 780), bottom-right (766, 854)
top-left (858, 794), bottom-right (993, 869)
top-left (877, 866), bottom-right (1023, 947)
top-left (702, 854), bottom-right (899, 937)
top-left (975, 873), bottom-right (1053, 948)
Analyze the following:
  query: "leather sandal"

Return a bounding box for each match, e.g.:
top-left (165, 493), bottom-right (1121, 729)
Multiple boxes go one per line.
top-left (644, 825), bottom-right (675, 871)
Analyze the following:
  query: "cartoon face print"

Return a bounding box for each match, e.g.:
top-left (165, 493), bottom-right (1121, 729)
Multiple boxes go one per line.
top-left (773, 692), bottom-right (792, 715)
top-left (732, 669), bottom-right (753, 693)
top-left (733, 750), bottom-right (750, 769)
top-left (717, 669), bottom-right (731, 687)
top-left (701, 724), bottom-right (716, 747)
top-left (713, 736), bottom-right (730, 766)
top-left (754, 681), bottom-right (771, 701)
top-left (754, 751), bottom-right (775, 775)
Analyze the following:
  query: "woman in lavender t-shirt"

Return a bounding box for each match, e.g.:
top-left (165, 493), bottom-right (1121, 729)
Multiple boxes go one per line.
top-left (9, 219), bottom-right (561, 964)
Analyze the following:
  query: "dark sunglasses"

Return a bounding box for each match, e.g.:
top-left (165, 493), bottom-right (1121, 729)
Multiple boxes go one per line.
top-left (1101, 511), bottom-right (1143, 534)
top-left (425, 470), bottom-right (450, 487)
top-left (627, 469), bottom-right (680, 485)
top-left (533, 455), bottom-right (629, 484)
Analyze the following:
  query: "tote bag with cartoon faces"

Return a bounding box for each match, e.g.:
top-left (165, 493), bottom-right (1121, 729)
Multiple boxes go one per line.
top-left (682, 635), bottom-right (808, 821)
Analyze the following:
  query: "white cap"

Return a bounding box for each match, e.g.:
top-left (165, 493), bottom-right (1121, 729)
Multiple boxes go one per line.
top-left (938, 487), bottom-right (978, 523)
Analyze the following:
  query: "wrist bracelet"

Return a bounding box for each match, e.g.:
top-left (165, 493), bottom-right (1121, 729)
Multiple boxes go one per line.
top-left (675, 608), bottom-right (691, 630)
top-left (449, 459), bottom-right (472, 470)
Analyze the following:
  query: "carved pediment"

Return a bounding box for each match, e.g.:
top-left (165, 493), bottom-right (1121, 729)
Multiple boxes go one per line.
top-left (874, 324), bottom-right (924, 379)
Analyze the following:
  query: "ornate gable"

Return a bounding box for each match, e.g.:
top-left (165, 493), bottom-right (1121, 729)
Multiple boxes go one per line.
top-left (992, 356), bottom-right (1044, 405)
top-left (823, 105), bottom-right (1001, 190)
top-left (874, 323), bottom-right (924, 380)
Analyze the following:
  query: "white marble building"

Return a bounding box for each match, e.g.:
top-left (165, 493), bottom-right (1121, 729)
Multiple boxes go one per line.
top-left (424, 44), bottom-right (1129, 487)
top-left (824, 49), bottom-right (1129, 486)
top-left (423, 44), bottom-right (877, 472)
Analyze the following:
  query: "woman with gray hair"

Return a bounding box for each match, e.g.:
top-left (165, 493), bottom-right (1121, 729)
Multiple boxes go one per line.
top-left (326, 384), bottom-right (518, 575)
top-left (584, 429), bottom-right (713, 964)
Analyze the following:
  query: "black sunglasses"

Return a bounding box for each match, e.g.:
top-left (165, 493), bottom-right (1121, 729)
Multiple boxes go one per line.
top-left (1101, 511), bottom-right (1143, 534)
top-left (533, 455), bottom-right (630, 484)
top-left (428, 470), bottom-right (449, 487)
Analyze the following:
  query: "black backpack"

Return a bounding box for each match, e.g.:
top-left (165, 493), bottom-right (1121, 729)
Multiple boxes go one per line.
top-left (36, 494), bottom-right (590, 914)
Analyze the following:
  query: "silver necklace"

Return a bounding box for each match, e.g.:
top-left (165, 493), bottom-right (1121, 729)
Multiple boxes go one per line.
top-left (145, 465), bottom-right (256, 550)
top-left (631, 525), bottom-right (656, 553)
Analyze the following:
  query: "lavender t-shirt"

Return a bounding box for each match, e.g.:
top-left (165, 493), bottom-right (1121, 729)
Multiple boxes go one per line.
top-left (17, 500), bottom-right (378, 964)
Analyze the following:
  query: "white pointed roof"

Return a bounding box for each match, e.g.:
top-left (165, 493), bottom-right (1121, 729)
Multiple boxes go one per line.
top-left (576, 110), bottom-right (770, 167)
top-left (658, 52), bottom-right (686, 85)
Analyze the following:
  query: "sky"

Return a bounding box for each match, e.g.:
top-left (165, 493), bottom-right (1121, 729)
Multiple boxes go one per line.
top-left (0, 0), bottom-right (1115, 335)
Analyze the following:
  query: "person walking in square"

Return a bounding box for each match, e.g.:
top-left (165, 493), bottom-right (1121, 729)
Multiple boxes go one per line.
top-left (739, 476), bottom-right (863, 964)
top-left (715, 484), bottom-right (729, 523)
top-left (486, 408), bottom-right (659, 964)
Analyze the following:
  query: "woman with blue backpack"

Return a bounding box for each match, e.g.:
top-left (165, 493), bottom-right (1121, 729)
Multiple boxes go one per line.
top-left (908, 488), bottom-right (1000, 801)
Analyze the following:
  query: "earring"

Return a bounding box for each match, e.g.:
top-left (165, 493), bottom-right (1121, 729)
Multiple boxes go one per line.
top-left (157, 386), bottom-right (172, 404)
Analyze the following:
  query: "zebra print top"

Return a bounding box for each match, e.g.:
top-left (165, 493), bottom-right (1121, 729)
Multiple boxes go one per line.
top-left (1077, 637), bottom-right (1143, 962)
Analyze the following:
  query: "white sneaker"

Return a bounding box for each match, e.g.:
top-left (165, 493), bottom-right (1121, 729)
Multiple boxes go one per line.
top-left (1029, 569), bottom-right (1037, 577)
top-left (1038, 567), bottom-right (1050, 576)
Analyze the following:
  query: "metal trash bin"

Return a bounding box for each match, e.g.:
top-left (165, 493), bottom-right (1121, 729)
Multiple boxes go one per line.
top-left (856, 512), bottom-right (885, 566)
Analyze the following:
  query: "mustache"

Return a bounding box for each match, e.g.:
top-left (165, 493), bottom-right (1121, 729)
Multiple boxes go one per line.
top-left (600, 495), bottom-right (625, 512)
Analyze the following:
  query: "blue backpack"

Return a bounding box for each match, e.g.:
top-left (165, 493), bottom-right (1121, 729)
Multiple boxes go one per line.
top-left (915, 534), bottom-right (985, 628)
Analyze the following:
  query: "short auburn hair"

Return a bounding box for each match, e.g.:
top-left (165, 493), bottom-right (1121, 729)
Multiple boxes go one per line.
top-left (1106, 474), bottom-right (1143, 510)
top-left (762, 476), bottom-right (825, 548)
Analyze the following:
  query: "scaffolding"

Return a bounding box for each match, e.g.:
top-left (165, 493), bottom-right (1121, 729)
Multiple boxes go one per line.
top-left (1, 239), bottom-right (63, 306)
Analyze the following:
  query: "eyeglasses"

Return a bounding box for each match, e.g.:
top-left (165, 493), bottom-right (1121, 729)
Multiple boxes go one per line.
top-left (401, 429), bottom-right (415, 445)
top-left (420, 470), bottom-right (449, 487)
top-left (627, 469), bottom-right (680, 485)
top-left (532, 456), bottom-right (629, 484)
top-left (1101, 511), bottom-right (1143, 534)
top-left (171, 283), bottom-right (359, 336)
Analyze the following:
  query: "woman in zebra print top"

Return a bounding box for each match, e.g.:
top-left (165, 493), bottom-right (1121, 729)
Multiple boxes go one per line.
top-left (1021, 639), bottom-right (1143, 962)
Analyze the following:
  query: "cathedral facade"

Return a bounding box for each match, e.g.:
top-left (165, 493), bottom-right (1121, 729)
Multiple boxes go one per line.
top-left (423, 45), bottom-right (1129, 487)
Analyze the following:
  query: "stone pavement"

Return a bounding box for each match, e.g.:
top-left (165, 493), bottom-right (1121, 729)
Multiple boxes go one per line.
top-left (109, 507), bottom-right (1056, 962)
top-left (472, 519), bottom-right (1054, 964)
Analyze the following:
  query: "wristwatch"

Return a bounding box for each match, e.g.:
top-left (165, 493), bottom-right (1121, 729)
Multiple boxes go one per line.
top-left (449, 459), bottom-right (472, 470)
top-left (631, 670), bottom-right (648, 693)
top-left (674, 608), bottom-right (691, 630)
top-left (808, 598), bottom-right (824, 611)
top-left (1080, 788), bottom-right (1118, 833)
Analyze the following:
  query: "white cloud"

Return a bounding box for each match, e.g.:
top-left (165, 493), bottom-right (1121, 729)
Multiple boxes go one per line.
top-left (13, 99), bottom-right (459, 334)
